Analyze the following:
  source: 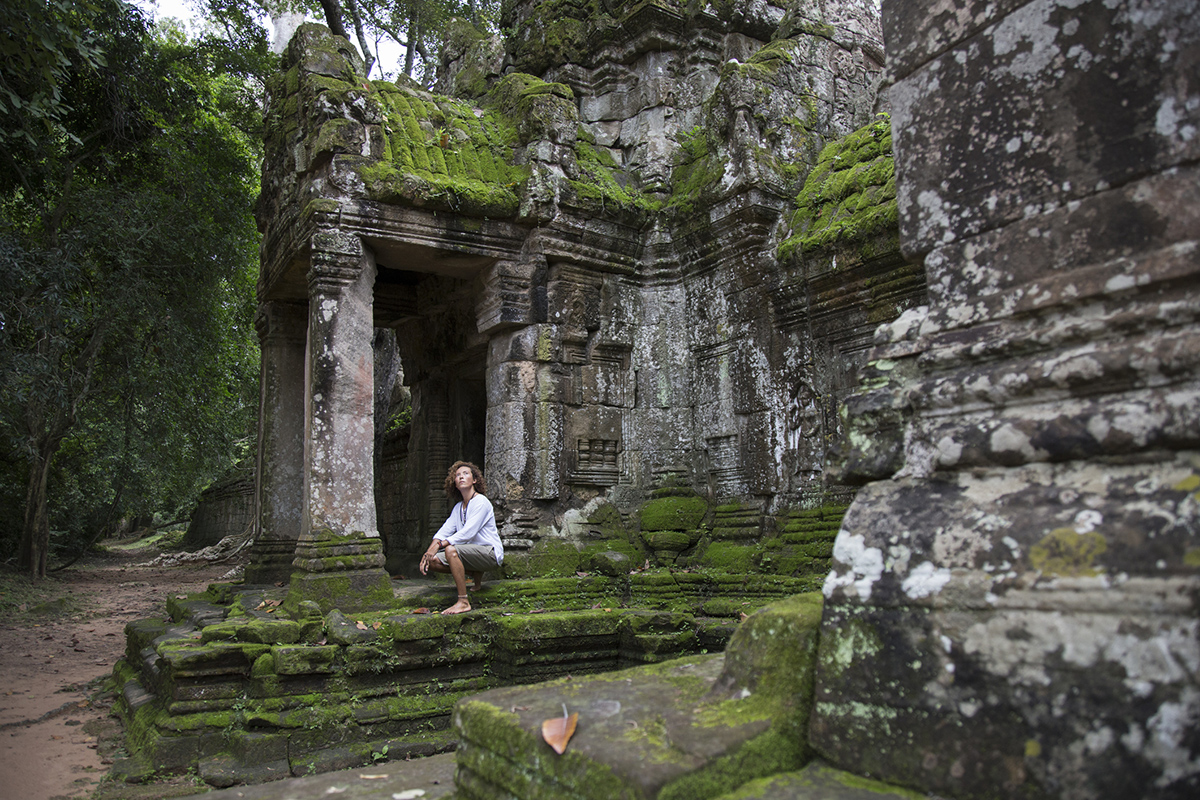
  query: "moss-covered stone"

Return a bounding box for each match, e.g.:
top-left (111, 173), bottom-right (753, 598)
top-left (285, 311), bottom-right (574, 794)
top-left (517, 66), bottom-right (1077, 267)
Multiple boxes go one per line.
top-left (716, 760), bottom-right (929, 799)
top-left (501, 536), bottom-right (583, 578)
top-left (640, 495), bottom-right (709, 532)
top-left (778, 115), bottom-right (896, 261)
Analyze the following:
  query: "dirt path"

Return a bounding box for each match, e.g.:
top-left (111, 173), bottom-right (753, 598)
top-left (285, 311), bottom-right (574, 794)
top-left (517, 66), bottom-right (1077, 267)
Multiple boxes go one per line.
top-left (0, 546), bottom-right (242, 800)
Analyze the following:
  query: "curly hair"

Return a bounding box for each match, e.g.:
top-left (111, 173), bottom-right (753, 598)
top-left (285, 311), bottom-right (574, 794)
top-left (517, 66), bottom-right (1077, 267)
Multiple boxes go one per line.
top-left (443, 461), bottom-right (487, 501)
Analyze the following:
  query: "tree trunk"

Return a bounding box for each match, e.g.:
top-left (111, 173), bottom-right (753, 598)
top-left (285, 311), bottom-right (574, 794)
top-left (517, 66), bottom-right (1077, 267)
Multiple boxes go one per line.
top-left (404, 13), bottom-right (419, 77)
top-left (344, 0), bottom-right (375, 77)
top-left (19, 438), bottom-right (59, 578)
top-left (318, 0), bottom-right (347, 38)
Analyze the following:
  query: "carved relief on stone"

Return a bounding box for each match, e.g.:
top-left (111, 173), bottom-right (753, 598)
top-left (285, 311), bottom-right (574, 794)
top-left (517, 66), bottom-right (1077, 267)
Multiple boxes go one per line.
top-left (706, 433), bottom-right (747, 497)
top-left (785, 378), bottom-right (823, 471)
top-left (568, 438), bottom-right (621, 487)
top-left (476, 259), bottom-right (535, 334)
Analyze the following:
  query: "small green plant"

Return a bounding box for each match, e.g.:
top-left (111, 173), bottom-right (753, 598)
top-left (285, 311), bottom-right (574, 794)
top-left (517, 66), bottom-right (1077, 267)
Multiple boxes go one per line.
top-left (371, 744), bottom-right (390, 763)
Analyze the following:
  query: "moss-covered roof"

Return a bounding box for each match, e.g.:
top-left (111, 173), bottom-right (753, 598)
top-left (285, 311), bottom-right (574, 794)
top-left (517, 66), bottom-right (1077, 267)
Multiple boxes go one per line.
top-left (778, 115), bottom-right (897, 260)
top-left (299, 62), bottom-right (658, 221)
top-left (357, 82), bottom-right (528, 218)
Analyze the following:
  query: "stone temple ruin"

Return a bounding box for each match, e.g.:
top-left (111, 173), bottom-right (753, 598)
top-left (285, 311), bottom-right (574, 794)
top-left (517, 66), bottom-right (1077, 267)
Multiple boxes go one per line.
top-left (112, 1), bottom-right (1198, 797)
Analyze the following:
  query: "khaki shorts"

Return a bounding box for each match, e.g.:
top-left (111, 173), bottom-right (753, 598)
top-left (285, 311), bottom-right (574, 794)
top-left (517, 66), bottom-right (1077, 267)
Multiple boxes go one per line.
top-left (436, 544), bottom-right (500, 573)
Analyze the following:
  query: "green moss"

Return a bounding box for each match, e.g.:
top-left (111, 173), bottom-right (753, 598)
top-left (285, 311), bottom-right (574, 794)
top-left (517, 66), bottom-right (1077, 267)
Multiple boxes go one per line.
top-left (566, 138), bottom-right (658, 218)
top-left (647, 530), bottom-right (692, 552)
top-left (778, 114), bottom-right (897, 261)
top-left (698, 541), bottom-right (757, 573)
top-left (504, 537), bottom-right (582, 578)
top-left (660, 728), bottom-right (806, 800)
top-left (667, 124), bottom-right (725, 215)
top-left (492, 608), bottom-right (621, 644)
top-left (640, 495), bottom-right (709, 532)
top-left (720, 762), bottom-right (928, 799)
top-left (350, 79), bottom-right (528, 219)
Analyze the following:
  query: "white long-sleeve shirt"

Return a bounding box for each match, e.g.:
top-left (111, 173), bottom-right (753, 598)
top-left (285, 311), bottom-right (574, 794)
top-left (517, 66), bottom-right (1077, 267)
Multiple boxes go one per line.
top-left (433, 494), bottom-right (503, 565)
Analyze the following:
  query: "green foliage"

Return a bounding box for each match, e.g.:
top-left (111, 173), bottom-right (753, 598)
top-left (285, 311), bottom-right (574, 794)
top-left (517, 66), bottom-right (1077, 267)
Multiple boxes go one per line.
top-left (0, 0), bottom-right (111, 152)
top-left (0, 2), bottom-right (262, 573)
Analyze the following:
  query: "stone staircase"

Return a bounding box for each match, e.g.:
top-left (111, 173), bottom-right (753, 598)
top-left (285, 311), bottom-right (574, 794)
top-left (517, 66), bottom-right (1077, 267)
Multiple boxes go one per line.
top-left (448, 592), bottom-right (927, 800)
top-left (179, 592), bottom-right (928, 800)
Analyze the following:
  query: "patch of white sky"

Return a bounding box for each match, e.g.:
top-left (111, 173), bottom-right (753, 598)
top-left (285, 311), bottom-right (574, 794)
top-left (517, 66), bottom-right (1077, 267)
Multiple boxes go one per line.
top-left (132, 0), bottom-right (406, 79)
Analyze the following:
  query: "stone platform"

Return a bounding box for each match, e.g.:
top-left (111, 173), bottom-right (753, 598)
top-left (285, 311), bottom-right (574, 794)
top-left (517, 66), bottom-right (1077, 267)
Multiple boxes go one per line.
top-left (112, 570), bottom-right (824, 787)
top-left (177, 595), bottom-right (928, 800)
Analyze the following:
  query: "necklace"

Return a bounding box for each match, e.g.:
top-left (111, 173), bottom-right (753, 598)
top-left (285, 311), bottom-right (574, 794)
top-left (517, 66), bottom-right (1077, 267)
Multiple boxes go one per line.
top-left (460, 497), bottom-right (469, 524)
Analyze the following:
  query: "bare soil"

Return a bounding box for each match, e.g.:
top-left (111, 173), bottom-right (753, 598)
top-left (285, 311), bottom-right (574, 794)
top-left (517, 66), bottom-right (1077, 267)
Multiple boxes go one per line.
top-left (0, 543), bottom-right (242, 800)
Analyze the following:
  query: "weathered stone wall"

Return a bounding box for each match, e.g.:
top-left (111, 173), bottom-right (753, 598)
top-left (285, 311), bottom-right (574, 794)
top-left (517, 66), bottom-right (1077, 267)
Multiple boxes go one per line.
top-left (183, 468), bottom-right (253, 549)
top-left (813, 2), bottom-right (1200, 797)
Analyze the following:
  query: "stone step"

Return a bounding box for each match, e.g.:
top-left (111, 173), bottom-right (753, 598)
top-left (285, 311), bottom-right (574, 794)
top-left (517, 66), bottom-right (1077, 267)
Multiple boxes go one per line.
top-left (178, 752), bottom-right (459, 800)
top-left (450, 593), bottom-right (825, 800)
top-left (713, 761), bottom-right (929, 799)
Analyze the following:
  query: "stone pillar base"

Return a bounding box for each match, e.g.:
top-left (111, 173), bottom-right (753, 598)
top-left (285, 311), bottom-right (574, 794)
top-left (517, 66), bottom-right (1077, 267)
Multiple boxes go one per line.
top-left (242, 539), bottom-right (299, 585)
top-left (285, 529), bottom-right (393, 613)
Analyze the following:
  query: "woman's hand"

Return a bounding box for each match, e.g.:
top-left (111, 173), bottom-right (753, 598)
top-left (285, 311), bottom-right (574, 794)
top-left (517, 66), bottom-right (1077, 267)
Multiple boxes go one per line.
top-left (419, 543), bottom-right (440, 575)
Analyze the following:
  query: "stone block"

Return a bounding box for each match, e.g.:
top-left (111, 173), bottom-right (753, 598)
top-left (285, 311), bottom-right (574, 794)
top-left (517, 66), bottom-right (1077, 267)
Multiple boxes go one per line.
top-left (881, 0), bottom-right (1028, 81)
top-left (717, 760), bottom-right (927, 799)
top-left (272, 644), bottom-right (340, 675)
top-left (325, 609), bottom-right (380, 645)
top-left (454, 640), bottom-right (808, 800)
top-left (923, 163), bottom-right (1200, 310)
top-left (814, 455), bottom-right (1200, 797)
top-left (891, 0), bottom-right (1200, 256)
top-left (199, 754), bottom-right (293, 789)
top-left (156, 641), bottom-right (268, 679)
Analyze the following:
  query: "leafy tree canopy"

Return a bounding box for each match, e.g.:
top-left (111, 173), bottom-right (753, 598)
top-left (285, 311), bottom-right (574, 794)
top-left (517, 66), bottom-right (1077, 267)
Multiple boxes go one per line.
top-left (196, 0), bottom-right (499, 82)
top-left (0, 0), bottom-right (264, 575)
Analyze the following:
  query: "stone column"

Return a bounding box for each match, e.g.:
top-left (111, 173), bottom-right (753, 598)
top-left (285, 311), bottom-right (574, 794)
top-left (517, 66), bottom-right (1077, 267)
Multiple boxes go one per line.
top-left (245, 301), bottom-right (308, 584)
top-left (812, 2), bottom-right (1200, 797)
top-left (286, 229), bottom-right (392, 611)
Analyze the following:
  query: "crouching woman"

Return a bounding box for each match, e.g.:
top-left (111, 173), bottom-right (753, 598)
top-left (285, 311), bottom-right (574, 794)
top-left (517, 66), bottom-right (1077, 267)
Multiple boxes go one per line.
top-left (419, 461), bottom-right (504, 615)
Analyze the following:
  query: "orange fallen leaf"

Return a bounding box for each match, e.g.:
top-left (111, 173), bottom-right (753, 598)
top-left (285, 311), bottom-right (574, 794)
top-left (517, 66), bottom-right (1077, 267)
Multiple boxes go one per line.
top-left (542, 705), bottom-right (578, 755)
top-left (372, 621), bottom-right (382, 630)
top-left (412, 607), bottom-right (430, 615)
top-left (355, 621), bottom-right (369, 630)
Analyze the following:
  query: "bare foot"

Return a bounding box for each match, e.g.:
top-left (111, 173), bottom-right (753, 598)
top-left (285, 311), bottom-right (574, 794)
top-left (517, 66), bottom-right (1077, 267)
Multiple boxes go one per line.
top-left (441, 596), bottom-right (471, 615)
top-left (469, 572), bottom-right (484, 591)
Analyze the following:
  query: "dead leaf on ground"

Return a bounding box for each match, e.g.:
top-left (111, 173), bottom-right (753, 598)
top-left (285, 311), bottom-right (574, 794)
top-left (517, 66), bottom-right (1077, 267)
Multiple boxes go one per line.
top-left (355, 621), bottom-right (369, 630)
top-left (541, 705), bottom-right (578, 755)
top-left (372, 621), bottom-right (382, 630)
top-left (411, 607), bottom-right (430, 615)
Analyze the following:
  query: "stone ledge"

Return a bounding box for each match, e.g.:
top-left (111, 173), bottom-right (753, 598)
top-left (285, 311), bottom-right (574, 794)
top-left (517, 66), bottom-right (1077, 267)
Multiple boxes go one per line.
top-left (451, 593), bottom-right (824, 800)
